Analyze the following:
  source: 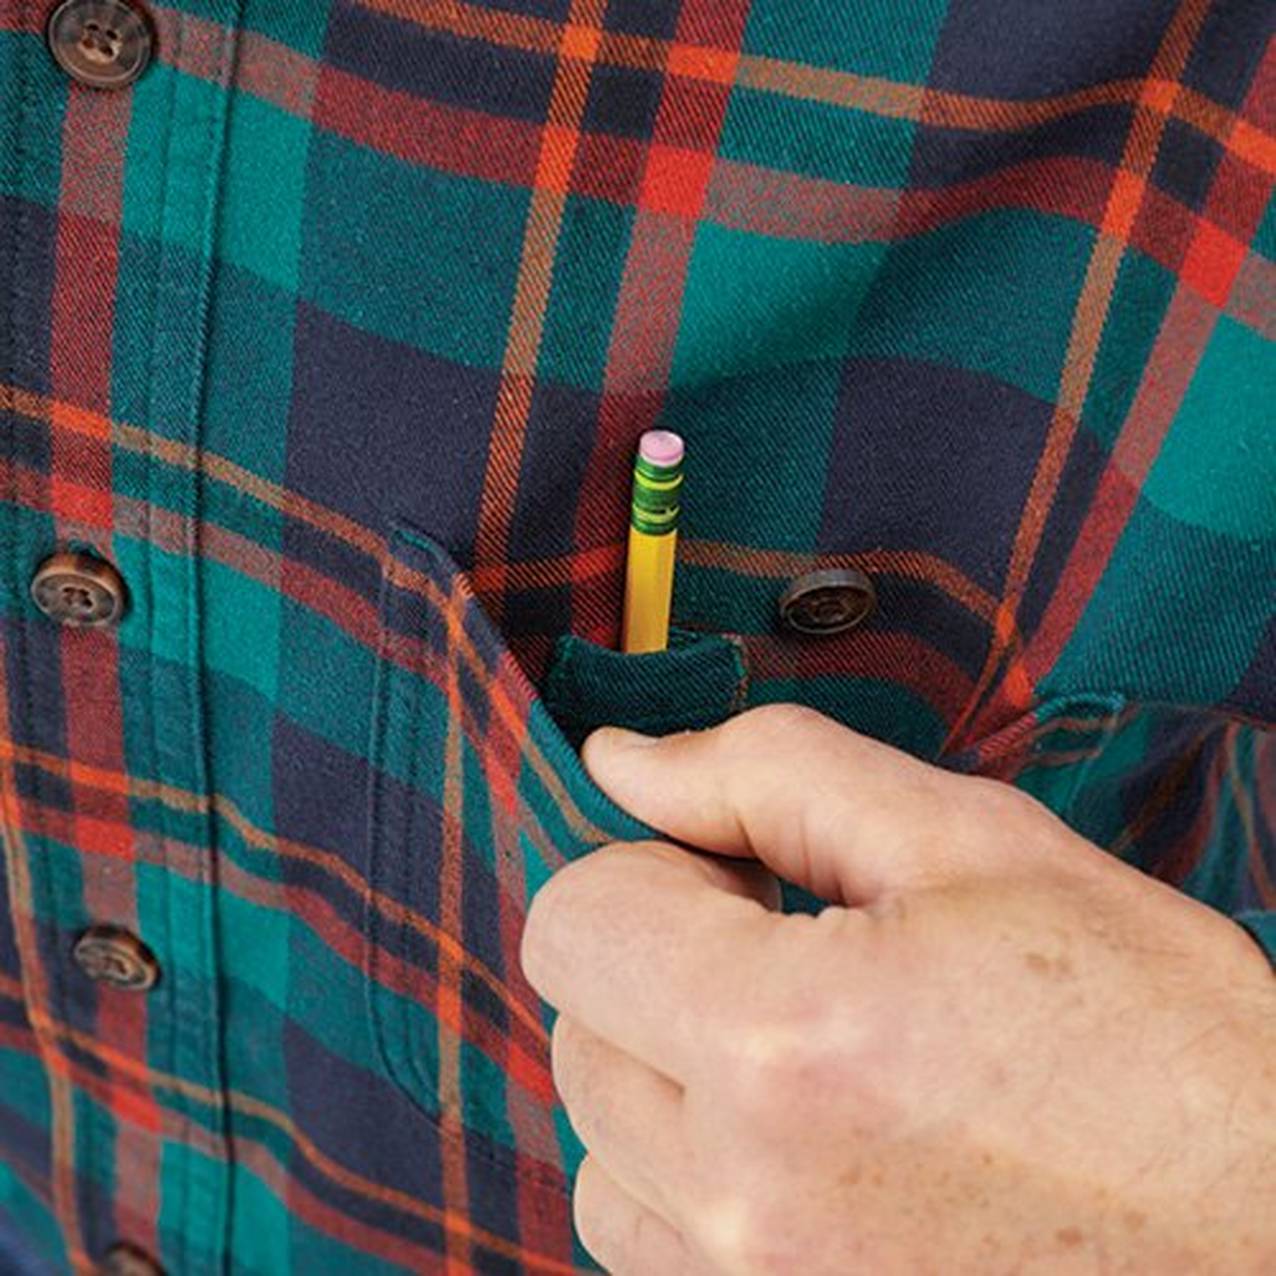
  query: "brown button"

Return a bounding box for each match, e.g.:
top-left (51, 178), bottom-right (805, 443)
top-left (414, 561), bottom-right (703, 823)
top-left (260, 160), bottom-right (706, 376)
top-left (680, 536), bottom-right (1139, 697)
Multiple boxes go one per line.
top-left (778, 568), bottom-right (876, 636)
top-left (47, 0), bottom-right (153, 90)
top-left (31, 551), bottom-right (127, 627)
top-left (73, 926), bottom-right (159, 992)
top-left (99, 1243), bottom-right (164, 1276)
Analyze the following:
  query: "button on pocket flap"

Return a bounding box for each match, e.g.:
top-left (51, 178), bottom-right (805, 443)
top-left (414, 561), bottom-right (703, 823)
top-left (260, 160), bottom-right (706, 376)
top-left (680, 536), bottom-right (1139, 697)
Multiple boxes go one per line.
top-left (542, 627), bottom-right (749, 749)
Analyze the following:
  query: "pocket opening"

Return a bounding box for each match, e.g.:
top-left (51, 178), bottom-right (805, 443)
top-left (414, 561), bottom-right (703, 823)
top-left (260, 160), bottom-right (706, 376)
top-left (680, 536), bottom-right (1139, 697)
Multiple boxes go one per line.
top-left (541, 626), bottom-right (749, 749)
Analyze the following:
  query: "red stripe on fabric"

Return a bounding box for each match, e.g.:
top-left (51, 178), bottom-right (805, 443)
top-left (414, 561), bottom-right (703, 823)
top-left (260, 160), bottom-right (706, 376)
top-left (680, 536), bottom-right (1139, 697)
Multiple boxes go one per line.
top-left (1, 775), bottom-right (560, 1121)
top-left (568, 0), bottom-right (750, 641)
top-left (0, 10), bottom-right (42, 31)
top-left (132, 0), bottom-right (1276, 184)
top-left (48, 77), bottom-right (168, 1259)
top-left (1, 1019), bottom-right (577, 1273)
top-left (274, 543), bottom-right (381, 650)
top-left (783, 629), bottom-right (975, 730)
top-left (1239, 36), bottom-right (1276, 133)
top-left (706, 153), bottom-right (1264, 326)
top-left (225, 865), bottom-right (556, 1104)
top-left (313, 65), bottom-right (542, 186)
top-left (49, 213), bottom-right (118, 421)
top-left (706, 158), bottom-right (898, 240)
top-left (44, 1048), bottom-right (162, 1135)
top-left (484, 641), bottom-right (571, 1220)
top-left (943, 0), bottom-right (1221, 749)
top-left (1009, 287), bottom-right (1234, 703)
top-left (438, 580), bottom-right (476, 1273)
top-left (236, 28), bottom-right (320, 118)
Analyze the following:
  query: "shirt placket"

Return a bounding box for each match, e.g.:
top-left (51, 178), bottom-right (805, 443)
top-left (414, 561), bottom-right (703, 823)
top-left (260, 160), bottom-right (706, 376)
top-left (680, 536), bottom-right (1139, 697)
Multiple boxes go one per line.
top-left (2, 3), bottom-right (238, 1272)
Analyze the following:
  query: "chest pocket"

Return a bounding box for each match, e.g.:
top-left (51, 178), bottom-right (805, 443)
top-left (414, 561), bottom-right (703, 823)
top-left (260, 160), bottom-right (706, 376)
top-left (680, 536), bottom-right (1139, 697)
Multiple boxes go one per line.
top-left (364, 518), bottom-right (669, 1188)
top-left (362, 517), bottom-right (1168, 1188)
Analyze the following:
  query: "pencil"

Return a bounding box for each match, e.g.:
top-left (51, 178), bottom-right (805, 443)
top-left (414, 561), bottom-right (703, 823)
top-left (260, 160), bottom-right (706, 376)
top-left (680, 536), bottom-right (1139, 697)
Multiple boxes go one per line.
top-left (621, 430), bottom-right (685, 654)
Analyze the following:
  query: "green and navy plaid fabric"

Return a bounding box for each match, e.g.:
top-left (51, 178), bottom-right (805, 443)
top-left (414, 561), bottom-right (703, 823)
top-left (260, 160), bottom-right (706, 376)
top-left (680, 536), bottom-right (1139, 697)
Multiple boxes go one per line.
top-left (2, 0), bottom-right (1274, 1271)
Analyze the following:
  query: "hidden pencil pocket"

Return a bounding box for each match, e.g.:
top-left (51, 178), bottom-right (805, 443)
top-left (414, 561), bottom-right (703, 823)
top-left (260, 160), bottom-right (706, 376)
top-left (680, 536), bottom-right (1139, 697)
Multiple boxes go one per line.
top-left (541, 626), bottom-right (750, 750)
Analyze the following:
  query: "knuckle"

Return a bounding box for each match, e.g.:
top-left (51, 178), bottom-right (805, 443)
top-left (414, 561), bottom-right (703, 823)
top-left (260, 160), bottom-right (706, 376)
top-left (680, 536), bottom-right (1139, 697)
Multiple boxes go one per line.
top-left (962, 775), bottom-right (1038, 821)
top-left (728, 702), bottom-right (825, 745)
top-left (721, 1005), bottom-right (846, 1113)
top-left (698, 1192), bottom-right (788, 1275)
top-left (719, 994), bottom-right (903, 1137)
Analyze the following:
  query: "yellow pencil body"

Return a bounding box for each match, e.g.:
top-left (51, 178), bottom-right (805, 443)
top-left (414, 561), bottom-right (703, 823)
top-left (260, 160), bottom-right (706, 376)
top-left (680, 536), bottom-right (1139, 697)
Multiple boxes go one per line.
top-left (621, 430), bottom-right (685, 654)
top-left (622, 523), bottom-right (678, 654)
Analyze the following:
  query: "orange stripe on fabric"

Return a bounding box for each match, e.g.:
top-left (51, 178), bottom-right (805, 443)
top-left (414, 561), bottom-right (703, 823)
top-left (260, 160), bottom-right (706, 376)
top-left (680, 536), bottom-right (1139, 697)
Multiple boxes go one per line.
top-left (1007, 42), bottom-right (1275, 705)
top-left (5, 385), bottom-right (1028, 801)
top-left (0, 630), bottom-right (87, 1262)
top-left (941, 0), bottom-right (1217, 750)
top-left (345, 1), bottom-right (1275, 170)
top-left (0, 737), bottom-right (555, 1052)
top-left (438, 573), bottom-right (474, 1272)
top-left (680, 539), bottom-right (1005, 626)
top-left (473, 0), bottom-right (607, 626)
top-left (10, 1012), bottom-right (578, 1273)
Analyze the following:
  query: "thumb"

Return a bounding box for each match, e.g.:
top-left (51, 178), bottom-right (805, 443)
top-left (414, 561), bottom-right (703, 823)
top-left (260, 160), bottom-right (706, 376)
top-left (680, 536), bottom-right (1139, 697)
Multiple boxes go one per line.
top-left (581, 704), bottom-right (993, 906)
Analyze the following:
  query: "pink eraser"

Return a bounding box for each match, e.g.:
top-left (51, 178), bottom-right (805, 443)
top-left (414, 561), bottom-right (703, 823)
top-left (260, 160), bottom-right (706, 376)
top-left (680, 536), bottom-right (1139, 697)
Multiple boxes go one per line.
top-left (639, 430), bottom-right (685, 466)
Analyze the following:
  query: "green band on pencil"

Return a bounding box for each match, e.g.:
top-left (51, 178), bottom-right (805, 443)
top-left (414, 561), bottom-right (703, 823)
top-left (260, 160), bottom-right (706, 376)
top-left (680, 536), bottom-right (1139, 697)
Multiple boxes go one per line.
top-left (631, 433), bottom-right (684, 536)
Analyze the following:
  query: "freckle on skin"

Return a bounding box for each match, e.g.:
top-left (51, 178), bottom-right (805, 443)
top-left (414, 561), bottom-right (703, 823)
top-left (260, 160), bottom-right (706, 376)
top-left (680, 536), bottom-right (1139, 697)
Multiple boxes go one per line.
top-left (1024, 951), bottom-right (1075, 978)
top-left (1123, 1210), bottom-right (1146, 1232)
top-left (1056, 1227), bottom-right (1084, 1248)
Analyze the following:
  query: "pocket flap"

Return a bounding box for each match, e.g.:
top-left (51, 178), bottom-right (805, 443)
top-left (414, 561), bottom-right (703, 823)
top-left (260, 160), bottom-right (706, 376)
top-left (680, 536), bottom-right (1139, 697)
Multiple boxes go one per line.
top-left (542, 627), bottom-right (748, 749)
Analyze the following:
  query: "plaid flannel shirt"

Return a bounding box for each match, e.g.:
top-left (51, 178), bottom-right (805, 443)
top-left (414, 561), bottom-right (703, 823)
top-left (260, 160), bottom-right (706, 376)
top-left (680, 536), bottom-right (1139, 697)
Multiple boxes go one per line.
top-left (1, 0), bottom-right (1274, 1271)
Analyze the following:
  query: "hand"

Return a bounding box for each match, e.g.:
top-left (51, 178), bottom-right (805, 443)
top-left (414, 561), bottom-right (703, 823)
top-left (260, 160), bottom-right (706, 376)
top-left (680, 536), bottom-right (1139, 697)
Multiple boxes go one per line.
top-left (520, 705), bottom-right (1276, 1275)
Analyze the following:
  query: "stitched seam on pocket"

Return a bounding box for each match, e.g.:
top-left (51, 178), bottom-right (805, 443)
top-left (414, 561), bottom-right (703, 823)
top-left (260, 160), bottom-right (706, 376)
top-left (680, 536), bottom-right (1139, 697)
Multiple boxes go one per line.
top-left (364, 528), bottom-right (580, 1193)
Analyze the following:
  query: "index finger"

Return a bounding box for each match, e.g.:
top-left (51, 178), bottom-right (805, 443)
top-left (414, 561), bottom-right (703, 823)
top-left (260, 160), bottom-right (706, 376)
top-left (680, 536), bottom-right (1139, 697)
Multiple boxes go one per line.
top-left (520, 841), bottom-right (786, 1083)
